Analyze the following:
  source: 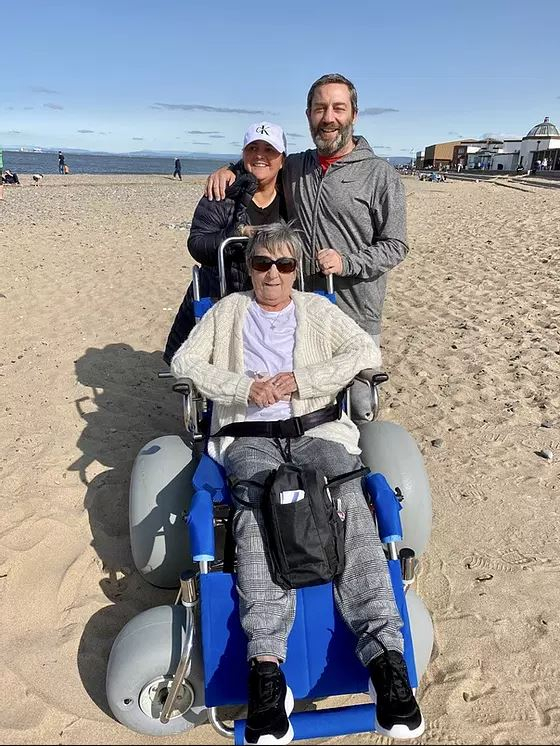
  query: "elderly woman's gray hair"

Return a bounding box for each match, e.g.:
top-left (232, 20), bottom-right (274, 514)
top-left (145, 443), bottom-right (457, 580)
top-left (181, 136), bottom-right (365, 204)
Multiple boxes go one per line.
top-left (245, 221), bottom-right (303, 267)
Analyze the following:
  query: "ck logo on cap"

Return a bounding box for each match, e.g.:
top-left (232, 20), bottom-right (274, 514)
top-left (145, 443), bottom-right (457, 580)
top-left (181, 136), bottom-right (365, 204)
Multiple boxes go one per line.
top-left (256, 125), bottom-right (270, 136)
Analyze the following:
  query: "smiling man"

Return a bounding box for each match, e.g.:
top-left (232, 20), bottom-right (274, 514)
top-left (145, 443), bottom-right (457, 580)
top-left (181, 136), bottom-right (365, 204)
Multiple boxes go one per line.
top-left (206, 74), bottom-right (408, 375)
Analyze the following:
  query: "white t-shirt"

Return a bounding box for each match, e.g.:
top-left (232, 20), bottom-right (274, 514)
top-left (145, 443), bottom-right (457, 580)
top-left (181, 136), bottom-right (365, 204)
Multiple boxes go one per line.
top-left (243, 299), bottom-right (296, 421)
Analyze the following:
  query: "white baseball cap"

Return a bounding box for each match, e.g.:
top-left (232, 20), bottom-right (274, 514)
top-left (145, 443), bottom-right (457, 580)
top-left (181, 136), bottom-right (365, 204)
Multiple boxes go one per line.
top-left (243, 122), bottom-right (287, 154)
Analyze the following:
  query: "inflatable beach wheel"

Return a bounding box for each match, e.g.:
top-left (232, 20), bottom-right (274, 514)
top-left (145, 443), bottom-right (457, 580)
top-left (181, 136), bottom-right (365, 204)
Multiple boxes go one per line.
top-left (106, 604), bottom-right (206, 736)
top-left (406, 588), bottom-right (434, 680)
top-left (129, 435), bottom-right (197, 588)
top-left (358, 421), bottom-right (432, 557)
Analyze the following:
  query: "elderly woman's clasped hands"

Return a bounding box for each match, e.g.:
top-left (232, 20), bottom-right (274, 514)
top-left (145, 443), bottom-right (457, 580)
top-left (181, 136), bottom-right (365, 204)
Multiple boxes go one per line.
top-left (248, 372), bottom-right (298, 408)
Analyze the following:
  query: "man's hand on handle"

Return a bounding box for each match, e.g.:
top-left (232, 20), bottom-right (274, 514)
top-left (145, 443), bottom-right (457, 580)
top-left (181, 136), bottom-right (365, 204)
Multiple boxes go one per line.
top-left (317, 248), bottom-right (343, 276)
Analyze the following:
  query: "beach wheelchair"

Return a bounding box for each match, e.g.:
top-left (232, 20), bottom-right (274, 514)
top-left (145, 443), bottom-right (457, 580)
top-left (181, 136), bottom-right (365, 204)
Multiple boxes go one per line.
top-left (105, 238), bottom-right (434, 741)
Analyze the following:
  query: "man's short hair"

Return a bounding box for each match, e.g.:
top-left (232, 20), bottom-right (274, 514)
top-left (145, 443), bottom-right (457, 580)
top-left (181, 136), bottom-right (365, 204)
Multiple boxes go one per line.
top-left (246, 221), bottom-right (303, 268)
top-left (306, 73), bottom-right (358, 115)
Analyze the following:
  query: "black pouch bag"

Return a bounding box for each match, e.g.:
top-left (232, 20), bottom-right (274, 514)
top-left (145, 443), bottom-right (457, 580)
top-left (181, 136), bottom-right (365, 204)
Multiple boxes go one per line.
top-left (260, 462), bottom-right (367, 591)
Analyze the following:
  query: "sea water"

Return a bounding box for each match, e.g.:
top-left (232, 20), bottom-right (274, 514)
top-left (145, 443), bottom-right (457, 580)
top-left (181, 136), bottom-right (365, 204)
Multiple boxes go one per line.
top-left (2, 150), bottom-right (231, 176)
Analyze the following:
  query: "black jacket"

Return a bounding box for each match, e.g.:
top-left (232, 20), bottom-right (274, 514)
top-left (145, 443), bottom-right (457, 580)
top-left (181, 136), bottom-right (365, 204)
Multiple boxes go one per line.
top-left (164, 170), bottom-right (281, 364)
top-left (187, 196), bottom-right (250, 296)
top-left (164, 171), bottom-right (289, 365)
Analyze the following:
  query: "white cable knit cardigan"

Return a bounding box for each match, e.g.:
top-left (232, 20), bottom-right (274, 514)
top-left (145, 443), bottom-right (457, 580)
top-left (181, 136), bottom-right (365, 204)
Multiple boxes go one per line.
top-left (170, 290), bottom-right (381, 464)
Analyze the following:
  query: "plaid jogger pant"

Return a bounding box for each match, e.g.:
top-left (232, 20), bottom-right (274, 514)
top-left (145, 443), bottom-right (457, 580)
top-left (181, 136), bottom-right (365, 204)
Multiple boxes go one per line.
top-left (223, 436), bottom-right (404, 665)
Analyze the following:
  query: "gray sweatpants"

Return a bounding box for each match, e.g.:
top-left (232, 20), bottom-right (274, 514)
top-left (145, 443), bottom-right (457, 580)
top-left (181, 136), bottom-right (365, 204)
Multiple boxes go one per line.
top-left (223, 436), bottom-right (403, 666)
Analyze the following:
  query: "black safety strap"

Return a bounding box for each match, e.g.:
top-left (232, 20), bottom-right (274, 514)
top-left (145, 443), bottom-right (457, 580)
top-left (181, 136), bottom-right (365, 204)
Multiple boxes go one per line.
top-left (213, 389), bottom-right (346, 439)
top-left (326, 466), bottom-right (369, 490)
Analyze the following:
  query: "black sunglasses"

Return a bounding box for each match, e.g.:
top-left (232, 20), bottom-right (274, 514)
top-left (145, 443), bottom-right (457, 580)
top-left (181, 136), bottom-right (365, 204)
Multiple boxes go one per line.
top-left (250, 255), bottom-right (297, 274)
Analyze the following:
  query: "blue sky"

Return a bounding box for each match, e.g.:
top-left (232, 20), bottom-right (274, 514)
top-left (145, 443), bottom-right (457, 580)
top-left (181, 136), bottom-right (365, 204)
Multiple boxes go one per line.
top-left (2, 0), bottom-right (559, 157)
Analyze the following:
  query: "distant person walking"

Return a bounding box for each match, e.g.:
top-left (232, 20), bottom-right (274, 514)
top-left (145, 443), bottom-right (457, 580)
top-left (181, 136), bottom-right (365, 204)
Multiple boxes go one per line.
top-left (58, 151), bottom-right (65, 174)
top-left (0, 146), bottom-right (3, 200)
top-left (173, 157), bottom-right (182, 180)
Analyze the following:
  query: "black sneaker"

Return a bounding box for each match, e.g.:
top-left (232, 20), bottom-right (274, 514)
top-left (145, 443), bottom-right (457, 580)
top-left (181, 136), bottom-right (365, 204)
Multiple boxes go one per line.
top-left (368, 648), bottom-right (425, 739)
top-left (244, 660), bottom-right (294, 745)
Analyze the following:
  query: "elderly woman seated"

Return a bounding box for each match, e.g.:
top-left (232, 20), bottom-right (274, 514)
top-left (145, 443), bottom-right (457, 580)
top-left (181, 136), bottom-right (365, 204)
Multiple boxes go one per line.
top-left (170, 222), bottom-right (424, 745)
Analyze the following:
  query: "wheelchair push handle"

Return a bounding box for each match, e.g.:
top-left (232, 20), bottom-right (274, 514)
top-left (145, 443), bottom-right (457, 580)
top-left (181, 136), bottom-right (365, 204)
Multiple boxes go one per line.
top-left (218, 237), bottom-right (249, 298)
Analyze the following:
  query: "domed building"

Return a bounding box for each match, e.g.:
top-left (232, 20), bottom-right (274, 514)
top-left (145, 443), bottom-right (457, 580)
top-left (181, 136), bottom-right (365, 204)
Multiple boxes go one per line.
top-left (490, 116), bottom-right (560, 172)
top-left (525, 117), bottom-right (560, 139)
top-left (519, 116), bottom-right (560, 171)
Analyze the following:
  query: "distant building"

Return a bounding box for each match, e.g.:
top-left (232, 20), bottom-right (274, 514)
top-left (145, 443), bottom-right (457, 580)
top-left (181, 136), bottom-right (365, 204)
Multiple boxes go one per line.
top-left (451, 140), bottom-right (478, 170)
top-left (489, 140), bottom-right (522, 171)
top-left (490, 116), bottom-right (560, 171)
top-left (465, 139), bottom-right (504, 170)
top-left (423, 140), bottom-right (462, 169)
top-left (419, 117), bottom-right (560, 173)
top-left (422, 138), bottom-right (502, 170)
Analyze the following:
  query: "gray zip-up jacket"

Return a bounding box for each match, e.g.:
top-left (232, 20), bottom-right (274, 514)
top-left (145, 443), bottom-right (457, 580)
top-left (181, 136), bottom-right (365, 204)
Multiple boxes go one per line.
top-left (281, 136), bottom-right (408, 335)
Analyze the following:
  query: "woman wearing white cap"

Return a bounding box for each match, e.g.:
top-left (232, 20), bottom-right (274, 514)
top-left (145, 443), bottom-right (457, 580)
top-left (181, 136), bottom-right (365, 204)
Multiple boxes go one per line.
top-left (164, 122), bottom-right (288, 364)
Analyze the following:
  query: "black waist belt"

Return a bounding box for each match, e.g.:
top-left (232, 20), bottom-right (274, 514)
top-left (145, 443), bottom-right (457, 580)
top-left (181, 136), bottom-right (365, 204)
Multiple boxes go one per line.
top-left (213, 398), bottom-right (343, 439)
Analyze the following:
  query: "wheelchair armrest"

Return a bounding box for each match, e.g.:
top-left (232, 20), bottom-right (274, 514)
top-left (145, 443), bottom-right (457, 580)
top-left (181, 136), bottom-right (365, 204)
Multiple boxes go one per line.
top-left (186, 489), bottom-right (215, 562)
top-left (172, 377), bottom-right (193, 396)
top-left (171, 378), bottom-right (205, 442)
top-left (354, 369), bottom-right (389, 387)
top-left (348, 370), bottom-right (388, 422)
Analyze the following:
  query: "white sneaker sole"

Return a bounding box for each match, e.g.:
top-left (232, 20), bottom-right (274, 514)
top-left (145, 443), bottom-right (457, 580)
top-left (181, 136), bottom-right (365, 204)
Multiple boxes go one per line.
top-left (244, 687), bottom-right (295, 745)
top-left (369, 680), bottom-right (425, 739)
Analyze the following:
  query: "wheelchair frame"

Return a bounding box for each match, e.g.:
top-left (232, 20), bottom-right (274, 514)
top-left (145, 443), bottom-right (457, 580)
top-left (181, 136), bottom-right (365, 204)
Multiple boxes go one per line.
top-left (106, 237), bottom-right (433, 743)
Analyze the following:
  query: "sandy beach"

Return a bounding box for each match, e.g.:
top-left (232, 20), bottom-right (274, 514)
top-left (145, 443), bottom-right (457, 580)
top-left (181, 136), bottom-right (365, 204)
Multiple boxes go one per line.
top-left (1, 172), bottom-right (559, 745)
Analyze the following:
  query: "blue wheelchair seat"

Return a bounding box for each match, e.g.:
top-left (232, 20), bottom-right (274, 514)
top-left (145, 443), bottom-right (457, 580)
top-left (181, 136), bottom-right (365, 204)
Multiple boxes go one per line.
top-left (188, 455), bottom-right (418, 711)
top-left (200, 562), bottom-right (417, 708)
top-left (201, 575), bottom-right (367, 707)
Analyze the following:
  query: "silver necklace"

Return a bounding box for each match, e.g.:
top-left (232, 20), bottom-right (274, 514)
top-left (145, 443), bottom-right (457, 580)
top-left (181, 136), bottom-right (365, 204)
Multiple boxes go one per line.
top-left (267, 312), bottom-right (282, 329)
top-left (258, 303), bottom-right (288, 330)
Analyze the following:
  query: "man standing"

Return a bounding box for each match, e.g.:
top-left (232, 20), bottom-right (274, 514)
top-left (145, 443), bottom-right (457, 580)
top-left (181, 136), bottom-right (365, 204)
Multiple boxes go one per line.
top-left (206, 73), bottom-right (408, 353)
top-left (58, 151), bottom-right (65, 174)
top-left (173, 157), bottom-right (182, 180)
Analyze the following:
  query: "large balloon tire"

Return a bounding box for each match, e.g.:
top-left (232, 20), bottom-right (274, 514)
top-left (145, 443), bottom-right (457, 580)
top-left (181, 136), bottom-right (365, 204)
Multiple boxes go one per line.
top-left (129, 435), bottom-right (197, 589)
top-left (359, 421), bottom-right (432, 557)
top-left (106, 604), bottom-right (207, 736)
top-left (406, 588), bottom-right (434, 682)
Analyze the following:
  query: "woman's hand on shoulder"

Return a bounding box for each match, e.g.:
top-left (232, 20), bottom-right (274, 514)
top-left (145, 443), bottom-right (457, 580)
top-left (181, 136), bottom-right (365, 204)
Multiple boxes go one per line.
top-left (205, 167), bottom-right (236, 200)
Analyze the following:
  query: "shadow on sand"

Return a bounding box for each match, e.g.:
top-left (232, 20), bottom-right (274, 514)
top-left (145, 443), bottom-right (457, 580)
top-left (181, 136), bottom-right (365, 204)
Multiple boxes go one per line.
top-left (70, 342), bottom-right (183, 716)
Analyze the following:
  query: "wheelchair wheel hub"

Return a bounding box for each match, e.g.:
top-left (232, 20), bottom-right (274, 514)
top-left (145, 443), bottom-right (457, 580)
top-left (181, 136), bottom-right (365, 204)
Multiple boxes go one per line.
top-left (139, 675), bottom-right (194, 720)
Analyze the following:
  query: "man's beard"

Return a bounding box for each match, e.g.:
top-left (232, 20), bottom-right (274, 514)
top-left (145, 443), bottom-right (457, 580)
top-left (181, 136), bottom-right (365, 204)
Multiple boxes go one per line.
top-left (311, 120), bottom-right (354, 156)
